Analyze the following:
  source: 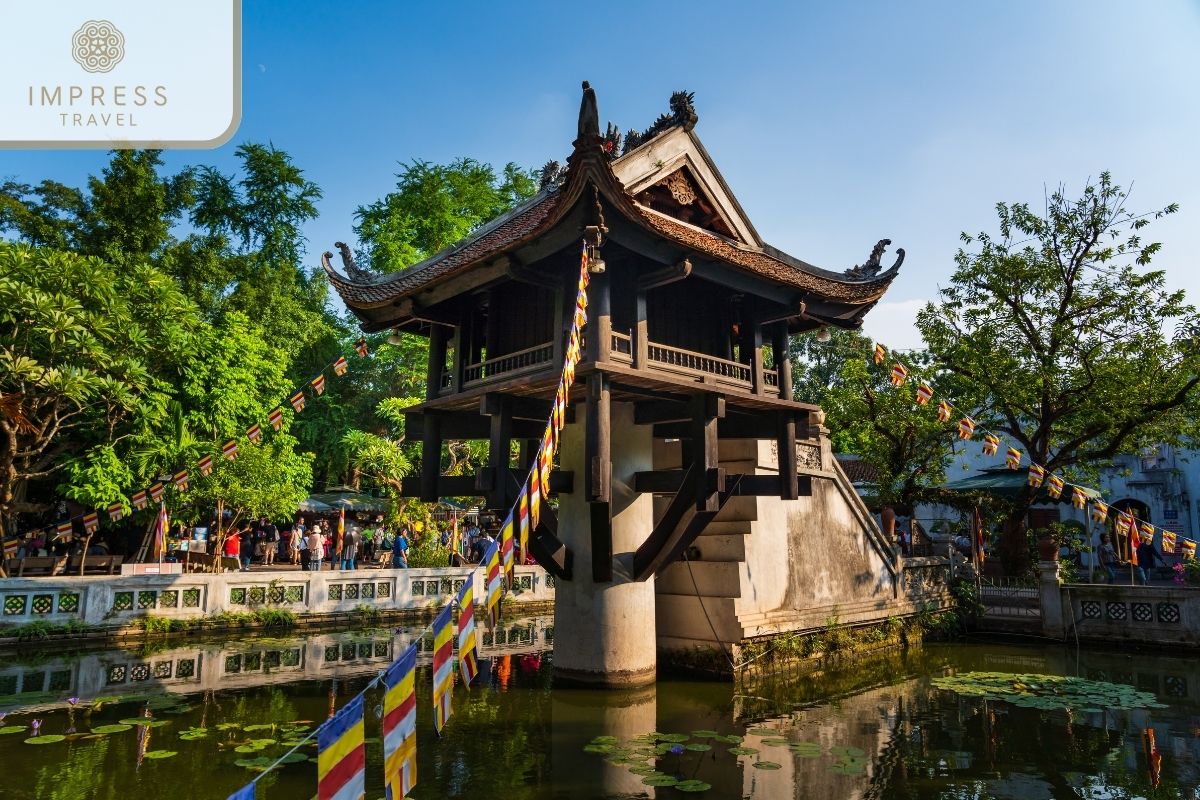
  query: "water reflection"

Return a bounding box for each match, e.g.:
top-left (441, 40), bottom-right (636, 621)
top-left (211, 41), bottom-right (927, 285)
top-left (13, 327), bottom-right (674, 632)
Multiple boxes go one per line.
top-left (0, 633), bottom-right (1195, 799)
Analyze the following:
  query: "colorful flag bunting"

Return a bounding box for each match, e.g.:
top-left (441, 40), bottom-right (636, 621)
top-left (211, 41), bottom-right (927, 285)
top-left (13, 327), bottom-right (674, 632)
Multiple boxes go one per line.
top-left (538, 428), bottom-right (553, 498)
top-left (432, 604), bottom-right (454, 735)
top-left (154, 501), bottom-right (169, 561)
top-left (889, 363), bottom-right (908, 386)
top-left (2, 537), bottom-right (17, 559)
top-left (957, 417), bottom-right (976, 440)
top-left (247, 424), bottom-right (262, 444)
top-left (54, 520), bottom-right (73, 540)
top-left (873, 342), bottom-right (886, 365)
top-left (148, 482), bottom-right (165, 502)
top-left (355, 337), bottom-right (369, 358)
top-left (455, 579), bottom-right (479, 687)
top-left (528, 468), bottom-right (542, 532)
top-left (222, 440), bottom-right (239, 460)
top-left (1130, 522), bottom-right (1141, 565)
top-left (515, 490), bottom-right (529, 578)
top-left (1140, 521), bottom-right (1156, 543)
top-left (382, 644), bottom-right (418, 800)
top-left (1005, 447), bottom-right (1022, 470)
top-left (1090, 500), bottom-right (1108, 524)
top-left (1071, 486), bottom-right (1087, 509)
top-left (268, 407), bottom-right (284, 431)
top-left (1162, 530), bottom-right (1177, 554)
top-left (226, 783), bottom-right (256, 800)
top-left (107, 502), bottom-right (125, 522)
top-left (484, 539), bottom-right (503, 626)
top-left (198, 454), bottom-right (214, 476)
top-left (916, 382), bottom-right (934, 406)
top-left (1182, 539), bottom-right (1196, 560)
top-left (500, 511), bottom-right (515, 583)
top-left (1046, 474), bottom-right (1064, 499)
top-left (317, 694), bottom-right (366, 800)
top-left (1115, 511), bottom-right (1132, 537)
top-left (173, 470), bottom-right (189, 492)
top-left (290, 392), bottom-right (306, 413)
top-left (333, 356), bottom-right (348, 376)
top-left (311, 374), bottom-right (326, 395)
top-left (131, 490), bottom-right (148, 510)
top-left (82, 511), bottom-right (99, 534)
top-left (937, 400), bottom-right (953, 422)
top-left (982, 434), bottom-right (1000, 456)
top-left (1028, 463), bottom-right (1046, 488)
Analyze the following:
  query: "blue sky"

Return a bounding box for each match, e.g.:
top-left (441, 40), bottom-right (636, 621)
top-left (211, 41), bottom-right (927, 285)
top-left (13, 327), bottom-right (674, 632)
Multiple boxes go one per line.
top-left (3, 0), bottom-right (1198, 349)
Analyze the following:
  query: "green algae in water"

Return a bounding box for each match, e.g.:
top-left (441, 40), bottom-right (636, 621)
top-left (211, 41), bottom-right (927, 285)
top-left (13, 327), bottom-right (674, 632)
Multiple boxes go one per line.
top-left (931, 672), bottom-right (1162, 712)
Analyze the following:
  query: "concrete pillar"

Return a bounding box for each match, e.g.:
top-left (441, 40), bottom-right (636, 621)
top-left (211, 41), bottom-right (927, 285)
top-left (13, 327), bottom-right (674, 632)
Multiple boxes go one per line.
top-left (553, 401), bottom-right (657, 687)
top-left (1038, 559), bottom-right (1065, 640)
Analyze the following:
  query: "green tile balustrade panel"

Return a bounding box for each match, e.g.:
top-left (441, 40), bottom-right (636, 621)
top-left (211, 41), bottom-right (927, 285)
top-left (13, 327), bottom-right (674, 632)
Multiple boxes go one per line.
top-left (361, 582), bottom-right (374, 599)
top-left (182, 588), bottom-right (201, 608)
top-left (345, 583), bottom-right (359, 601)
top-left (30, 594), bottom-right (53, 615)
top-left (136, 590), bottom-right (156, 610)
top-left (244, 653), bottom-right (262, 671)
top-left (106, 664), bottom-right (127, 685)
top-left (153, 661), bottom-right (172, 679)
top-left (328, 585), bottom-right (343, 601)
top-left (281, 648), bottom-right (301, 667)
top-left (57, 592), bottom-right (80, 613)
top-left (377, 582), bottom-right (391, 599)
top-left (111, 591), bottom-right (133, 613)
top-left (3, 595), bottom-right (27, 616)
top-left (324, 645), bottom-right (339, 662)
top-left (176, 658), bottom-right (196, 679)
top-left (412, 580), bottom-right (425, 596)
top-left (247, 586), bottom-right (266, 605)
top-left (284, 585), bottom-right (305, 604)
top-left (268, 585), bottom-right (285, 604)
top-left (229, 587), bottom-right (247, 605)
top-left (159, 590), bottom-right (179, 609)
top-left (263, 650), bottom-right (281, 669)
top-left (224, 654), bottom-right (241, 674)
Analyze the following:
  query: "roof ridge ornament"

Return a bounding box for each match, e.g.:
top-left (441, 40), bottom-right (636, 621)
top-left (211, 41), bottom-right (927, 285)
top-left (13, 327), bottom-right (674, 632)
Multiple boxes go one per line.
top-left (322, 241), bottom-right (374, 282)
top-left (845, 238), bottom-right (905, 279)
top-left (578, 80), bottom-right (600, 139)
top-left (622, 90), bottom-right (698, 154)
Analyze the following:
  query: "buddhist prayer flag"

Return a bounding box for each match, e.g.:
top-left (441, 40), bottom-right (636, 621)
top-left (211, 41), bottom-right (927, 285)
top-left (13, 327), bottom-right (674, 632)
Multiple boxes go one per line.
top-left (1046, 474), bottom-right (1064, 499)
top-left (455, 579), bottom-right (479, 687)
top-left (982, 434), bottom-right (1000, 456)
top-left (874, 343), bottom-right (886, 365)
top-left (528, 468), bottom-right (542, 531)
top-left (148, 482), bottom-right (165, 502)
top-left (107, 502), bottom-right (125, 522)
top-left (516, 484), bottom-right (529, 562)
top-left (958, 417), bottom-right (976, 440)
top-left (226, 784), bottom-right (255, 800)
top-left (268, 407), bottom-right (284, 431)
top-left (1182, 539), bottom-right (1196, 560)
top-left (1129, 523), bottom-right (1141, 565)
top-left (317, 694), bottom-right (366, 800)
top-left (82, 512), bottom-right (99, 534)
top-left (538, 429), bottom-right (554, 497)
top-left (1071, 486), bottom-right (1087, 510)
top-left (1005, 447), bottom-right (1022, 470)
top-left (154, 501), bottom-right (169, 560)
top-left (198, 454), bottom-right (214, 476)
top-left (333, 356), bottom-right (348, 376)
top-left (500, 511), bottom-right (515, 582)
top-left (1115, 511), bottom-right (1133, 537)
top-left (290, 391), bottom-right (306, 413)
top-left (355, 337), bottom-right (369, 358)
top-left (1162, 530), bottom-right (1177, 554)
top-left (484, 539), bottom-right (503, 626)
top-left (222, 440), bottom-right (239, 460)
top-left (247, 424), bottom-right (262, 444)
top-left (382, 644), bottom-right (417, 800)
top-left (173, 470), bottom-right (189, 492)
top-left (54, 520), bottom-right (73, 540)
top-left (1140, 522), bottom-right (1155, 543)
top-left (937, 400), bottom-right (953, 423)
top-left (2, 537), bottom-right (17, 558)
top-left (431, 604), bottom-right (454, 735)
top-left (1090, 500), bottom-right (1109, 524)
top-left (131, 490), bottom-right (148, 510)
top-left (916, 382), bottom-right (934, 406)
top-left (1028, 463), bottom-right (1046, 488)
top-left (311, 374), bottom-right (326, 395)
top-left (889, 363), bottom-right (908, 386)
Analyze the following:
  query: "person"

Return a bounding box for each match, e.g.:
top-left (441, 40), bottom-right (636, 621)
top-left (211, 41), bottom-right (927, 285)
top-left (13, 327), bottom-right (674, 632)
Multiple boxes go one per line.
top-left (260, 517), bottom-right (279, 567)
top-left (1136, 537), bottom-right (1160, 585)
top-left (298, 526), bottom-right (310, 571)
top-left (341, 527), bottom-right (360, 571)
top-left (289, 520), bottom-right (303, 565)
top-left (470, 526), bottom-right (495, 564)
top-left (239, 527), bottom-right (255, 572)
top-left (360, 524), bottom-right (374, 565)
top-left (324, 529), bottom-right (335, 570)
top-left (1098, 533), bottom-right (1122, 583)
top-left (307, 524), bottom-right (324, 571)
top-left (392, 528), bottom-right (409, 569)
top-left (378, 527), bottom-right (394, 566)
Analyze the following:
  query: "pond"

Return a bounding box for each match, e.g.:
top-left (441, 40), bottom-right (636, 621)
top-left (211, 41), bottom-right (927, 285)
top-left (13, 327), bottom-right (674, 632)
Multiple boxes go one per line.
top-left (0, 619), bottom-right (1195, 799)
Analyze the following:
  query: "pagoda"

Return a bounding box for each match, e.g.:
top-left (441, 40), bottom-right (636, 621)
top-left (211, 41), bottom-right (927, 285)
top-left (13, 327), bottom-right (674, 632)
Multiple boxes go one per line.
top-left (326, 83), bottom-right (903, 685)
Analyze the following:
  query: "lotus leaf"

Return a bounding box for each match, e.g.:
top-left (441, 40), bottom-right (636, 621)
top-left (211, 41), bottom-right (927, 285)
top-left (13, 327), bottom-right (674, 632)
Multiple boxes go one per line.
top-left (0, 726), bottom-right (28, 735)
top-left (754, 761), bottom-right (783, 770)
top-left (642, 774), bottom-right (679, 787)
top-left (91, 724), bottom-right (133, 734)
top-left (728, 746), bottom-right (759, 755)
top-left (24, 735), bottom-right (66, 744)
top-left (143, 750), bottom-right (177, 759)
top-left (691, 730), bottom-right (720, 738)
top-left (675, 780), bottom-right (712, 793)
top-left (685, 743), bottom-right (712, 752)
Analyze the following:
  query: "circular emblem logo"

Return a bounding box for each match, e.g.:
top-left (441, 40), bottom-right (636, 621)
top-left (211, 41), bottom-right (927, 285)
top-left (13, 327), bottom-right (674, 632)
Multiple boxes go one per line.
top-left (71, 20), bottom-right (125, 73)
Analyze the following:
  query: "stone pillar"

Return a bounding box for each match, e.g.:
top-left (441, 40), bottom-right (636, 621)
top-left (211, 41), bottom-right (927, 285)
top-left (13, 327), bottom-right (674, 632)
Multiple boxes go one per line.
top-left (553, 401), bottom-right (657, 687)
top-left (1038, 559), bottom-right (1065, 640)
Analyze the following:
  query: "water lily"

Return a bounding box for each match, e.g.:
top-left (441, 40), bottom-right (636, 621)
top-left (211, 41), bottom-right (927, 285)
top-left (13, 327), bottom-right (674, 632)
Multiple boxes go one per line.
top-left (31, 719), bottom-right (41, 734)
top-left (66, 697), bottom-right (79, 707)
top-left (669, 744), bottom-right (685, 755)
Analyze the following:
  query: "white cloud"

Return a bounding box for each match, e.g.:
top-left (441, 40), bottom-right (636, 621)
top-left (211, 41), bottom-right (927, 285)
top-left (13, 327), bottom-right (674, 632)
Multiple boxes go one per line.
top-left (861, 299), bottom-right (927, 351)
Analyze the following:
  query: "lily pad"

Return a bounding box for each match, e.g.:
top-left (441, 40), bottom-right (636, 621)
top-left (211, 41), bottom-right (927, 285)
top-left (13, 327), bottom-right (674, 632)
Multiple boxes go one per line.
top-left (589, 735), bottom-right (619, 745)
top-left (143, 750), bottom-right (177, 759)
top-left (675, 780), bottom-right (712, 793)
top-left (747, 727), bottom-right (779, 736)
top-left (754, 761), bottom-right (783, 770)
top-left (691, 730), bottom-right (720, 738)
top-left (628, 765), bottom-right (660, 775)
top-left (761, 737), bottom-right (790, 747)
top-left (24, 735), bottom-right (66, 745)
top-left (235, 756), bottom-right (272, 769)
top-left (830, 761), bottom-right (866, 775)
top-left (279, 752), bottom-right (309, 764)
top-left (91, 724), bottom-right (133, 734)
top-left (0, 726), bottom-right (28, 735)
top-left (728, 746), bottom-right (759, 755)
top-left (642, 774), bottom-right (679, 787)
top-left (583, 743), bottom-right (613, 754)
top-left (235, 744), bottom-right (265, 753)
top-left (685, 743), bottom-right (712, 752)
top-left (658, 733), bottom-right (689, 743)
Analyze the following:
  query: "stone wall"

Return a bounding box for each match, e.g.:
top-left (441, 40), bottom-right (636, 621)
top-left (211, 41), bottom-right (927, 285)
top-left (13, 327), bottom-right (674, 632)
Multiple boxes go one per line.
top-left (0, 565), bottom-right (553, 630)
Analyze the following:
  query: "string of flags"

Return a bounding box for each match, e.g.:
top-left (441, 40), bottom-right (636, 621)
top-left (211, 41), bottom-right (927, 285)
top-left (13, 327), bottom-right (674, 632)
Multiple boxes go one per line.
top-left (4, 337), bottom-right (372, 557)
top-left (226, 240), bottom-right (595, 800)
top-left (872, 342), bottom-right (1199, 561)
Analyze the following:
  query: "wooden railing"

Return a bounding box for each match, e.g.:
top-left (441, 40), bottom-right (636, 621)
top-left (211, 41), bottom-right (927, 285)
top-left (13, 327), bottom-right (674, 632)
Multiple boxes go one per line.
top-left (610, 331), bottom-right (632, 364)
top-left (462, 342), bottom-right (554, 386)
top-left (646, 340), bottom-right (751, 389)
top-left (763, 369), bottom-right (779, 389)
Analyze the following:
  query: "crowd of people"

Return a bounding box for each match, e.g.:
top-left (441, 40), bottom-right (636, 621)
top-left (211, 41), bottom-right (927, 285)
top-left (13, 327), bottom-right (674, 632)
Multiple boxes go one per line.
top-left (219, 516), bottom-right (417, 572)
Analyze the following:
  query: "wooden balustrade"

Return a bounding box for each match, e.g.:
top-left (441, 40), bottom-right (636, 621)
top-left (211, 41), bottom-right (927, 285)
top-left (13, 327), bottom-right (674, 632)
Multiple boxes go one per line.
top-left (646, 340), bottom-right (752, 389)
top-left (461, 342), bottom-right (555, 386)
top-left (610, 331), bottom-right (633, 364)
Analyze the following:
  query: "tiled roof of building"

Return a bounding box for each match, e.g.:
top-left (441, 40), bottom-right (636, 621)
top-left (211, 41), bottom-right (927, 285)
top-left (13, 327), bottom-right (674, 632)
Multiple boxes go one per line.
top-left (835, 455), bottom-right (880, 484)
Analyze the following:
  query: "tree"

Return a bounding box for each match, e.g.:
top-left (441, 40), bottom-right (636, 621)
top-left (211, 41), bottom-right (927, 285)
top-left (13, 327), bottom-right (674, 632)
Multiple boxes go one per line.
top-left (353, 158), bottom-right (538, 273)
top-left (793, 329), bottom-right (969, 511)
top-left (917, 173), bottom-right (1198, 573)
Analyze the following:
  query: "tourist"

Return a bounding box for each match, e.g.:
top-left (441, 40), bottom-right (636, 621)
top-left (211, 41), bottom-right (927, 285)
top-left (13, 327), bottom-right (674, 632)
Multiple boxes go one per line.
top-left (1136, 538), bottom-right (1161, 585)
top-left (307, 524), bottom-right (325, 571)
top-left (360, 524), bottom-right (375, 564)
top-left (341, 527), bottom-right (359, 571)
top-left (470, 527), bottom-right (494, 564)
top-left (260, 517), bottom-right (279, 567)
top-left (223, 527), bottom-right (241, 569)
top-left (378, 527), bottom-right (394, 566)
top-left (298, 527), bottom-right (311, 571)
top-left (392, 528), bottom-right (409, 569)
top-left (239, 528), bottom-right (255, 572)
top-left (289, 520), bottom-right (303, 565)
top-left (1097, 534), bottom-right (1122, 583)
top-left (324, 528), bottom-right (335, 570)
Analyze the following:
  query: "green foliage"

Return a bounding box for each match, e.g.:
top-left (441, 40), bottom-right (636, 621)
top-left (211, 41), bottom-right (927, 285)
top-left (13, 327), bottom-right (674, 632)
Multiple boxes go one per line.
top-left (253, 608), bottom-right (296, 629)
top-left (186, 432), bottom-right (312, 527)
top-left (4, 619), bottom-right (96, 641)
top-left (405, 535), bottom-right (452, 568)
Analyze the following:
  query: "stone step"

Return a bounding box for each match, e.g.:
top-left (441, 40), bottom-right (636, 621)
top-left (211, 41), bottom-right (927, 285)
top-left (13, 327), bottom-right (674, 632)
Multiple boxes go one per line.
top-left (654, 594), bottom-right (742, 643)
top-left (686, 534), bottom-right (746, 561)
top-left (699, 520), bottom-right (753, 536)
top-left (656, 560), bottom-right (744, 598)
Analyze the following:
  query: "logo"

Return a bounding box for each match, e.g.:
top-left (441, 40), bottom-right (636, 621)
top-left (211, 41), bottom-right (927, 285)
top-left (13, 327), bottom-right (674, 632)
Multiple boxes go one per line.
top-left (71, 20), bottom-right (125, 74)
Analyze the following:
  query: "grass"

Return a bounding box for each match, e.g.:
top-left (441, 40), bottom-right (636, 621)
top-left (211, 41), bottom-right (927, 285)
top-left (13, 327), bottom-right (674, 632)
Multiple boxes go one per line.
top-left (3, 619), bottom-right (98, 641)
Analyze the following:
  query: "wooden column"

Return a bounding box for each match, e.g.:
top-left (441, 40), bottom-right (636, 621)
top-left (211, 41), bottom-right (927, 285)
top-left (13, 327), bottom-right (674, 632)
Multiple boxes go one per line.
top-left (746, 322), bottom-right (765, 395)
top-left (551, 278), bottom-right (567, 375)
top-left (690, 393), bottom-right (720, 512)
top-left (586, 268), bottom-right (611, 363)
top-left (777, 410), bottom-right (798, 500)
top-left (419, 411), bottom-right (443, 503)
top-left (480, 394), bottom-right (512, 510)
top-left (632, 287), bottom-right (649, 369)
top-left (426, 324), bottom-right (449, 401)
top-left (484, 288), bottom-right (500, 363)
top-left (772, 323), bottom-right (792, 400)
top-left (449, 307), bottom-right (466, 394)
top-left (585, 373), bottom-right (611, 503)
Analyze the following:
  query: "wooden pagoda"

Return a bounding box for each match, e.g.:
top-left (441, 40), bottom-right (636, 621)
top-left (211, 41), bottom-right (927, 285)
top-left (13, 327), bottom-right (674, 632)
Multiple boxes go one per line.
top-left (325, 82), bottom-right (902, 588)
